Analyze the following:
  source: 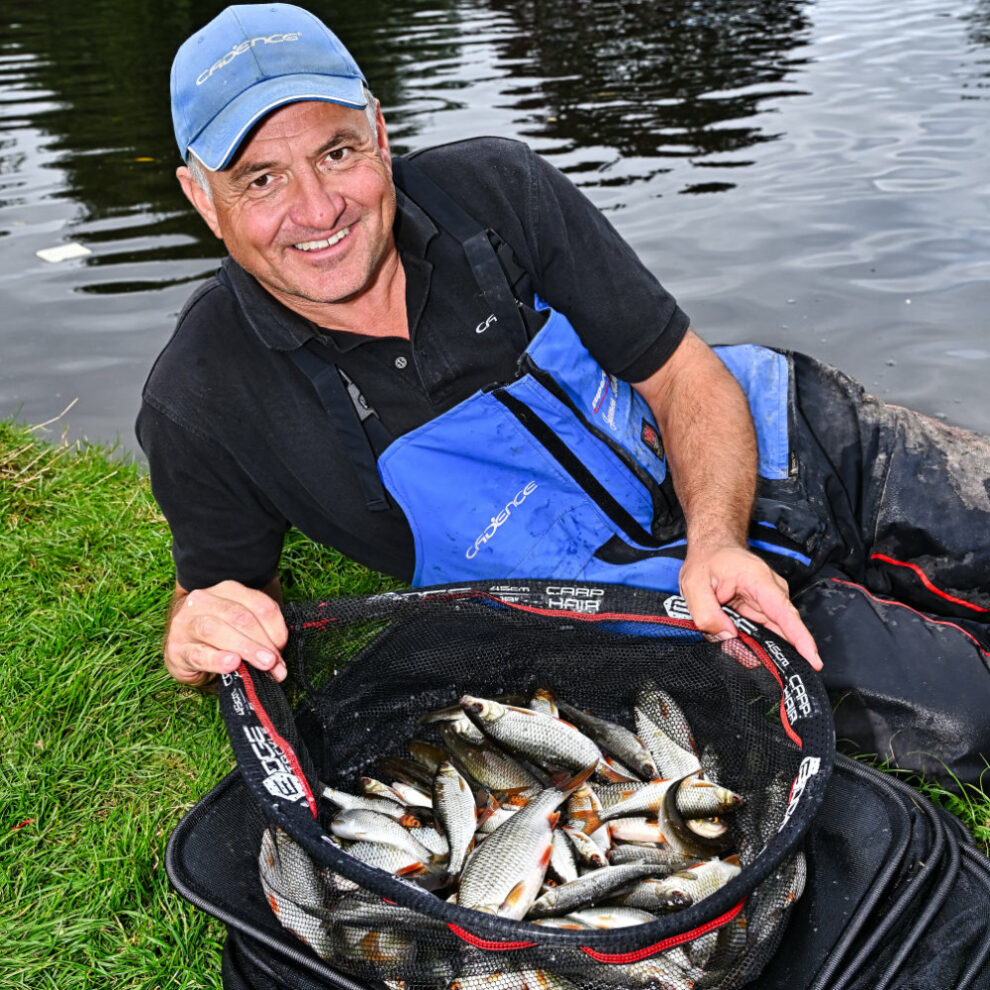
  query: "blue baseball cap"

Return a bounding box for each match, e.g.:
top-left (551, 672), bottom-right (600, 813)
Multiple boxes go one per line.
top-left (170, 3), bottom-right (367, 171)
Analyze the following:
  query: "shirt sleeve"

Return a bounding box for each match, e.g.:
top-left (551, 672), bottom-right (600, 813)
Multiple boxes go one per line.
top-left (136, 400), bottom-right (287, 591)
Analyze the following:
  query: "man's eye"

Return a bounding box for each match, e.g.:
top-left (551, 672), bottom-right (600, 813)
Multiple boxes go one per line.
top-left (250, 173), bottom-right (274, 189)
top-left (326, 147), bottom-right (351, 164)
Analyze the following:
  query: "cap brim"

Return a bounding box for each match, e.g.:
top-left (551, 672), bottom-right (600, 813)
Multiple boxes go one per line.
top-left (187, 73), bottom-right (368, 171)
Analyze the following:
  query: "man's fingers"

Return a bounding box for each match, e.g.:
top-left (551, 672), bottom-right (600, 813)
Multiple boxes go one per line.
top-left (212, 581), bottom-right (288, 649)
top-left (733, 595), bottom-right (822, 672)
top-left (169, 586), bottom-right (288, 682)
top-left (185, 589), bottom-right (283, 657)
top-left (679, 568), bottom-right (738, 641)
top-left (187, 613), bottom-right (283, 671)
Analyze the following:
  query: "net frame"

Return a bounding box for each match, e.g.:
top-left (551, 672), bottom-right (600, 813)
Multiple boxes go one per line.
top-left (218, 582), bottom-right (834, 990)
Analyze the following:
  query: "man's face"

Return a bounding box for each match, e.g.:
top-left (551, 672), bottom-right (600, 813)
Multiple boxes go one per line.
top-left (180, 100), bottom-right (397, 318)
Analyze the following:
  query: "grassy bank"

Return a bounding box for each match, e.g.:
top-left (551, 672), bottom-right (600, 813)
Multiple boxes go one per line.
top-left (1, 420), bottom-right (987, 988)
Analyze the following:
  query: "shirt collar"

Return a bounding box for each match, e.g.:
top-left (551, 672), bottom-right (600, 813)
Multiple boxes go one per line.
top-left (221, 185), bottom-right (439, 354)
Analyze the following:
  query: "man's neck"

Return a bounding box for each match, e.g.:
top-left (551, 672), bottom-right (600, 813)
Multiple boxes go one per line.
top-left (268, 250), bottom-right (409, 340)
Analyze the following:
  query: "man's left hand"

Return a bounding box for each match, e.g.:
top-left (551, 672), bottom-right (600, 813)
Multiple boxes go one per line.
top-left (678, 543), bottom-right (823, 671)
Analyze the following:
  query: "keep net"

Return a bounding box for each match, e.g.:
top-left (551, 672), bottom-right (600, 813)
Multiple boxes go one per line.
top-left (218, 582), bottom-right (834, 990)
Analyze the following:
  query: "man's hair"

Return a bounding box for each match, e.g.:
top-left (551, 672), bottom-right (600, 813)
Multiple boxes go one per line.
top-left (186, 85), bottom-right (380, 201)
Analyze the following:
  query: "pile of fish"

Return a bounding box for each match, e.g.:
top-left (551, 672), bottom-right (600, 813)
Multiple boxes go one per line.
top-left (259, 681), bottom-right (805, 989)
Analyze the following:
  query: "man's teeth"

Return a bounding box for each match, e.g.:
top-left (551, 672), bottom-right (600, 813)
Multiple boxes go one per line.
top-left (294, 227), bottom-right (350, 251)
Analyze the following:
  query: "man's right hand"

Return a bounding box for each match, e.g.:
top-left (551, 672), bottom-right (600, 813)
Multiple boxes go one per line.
top-left (164, 579), bottom-right (288, 686)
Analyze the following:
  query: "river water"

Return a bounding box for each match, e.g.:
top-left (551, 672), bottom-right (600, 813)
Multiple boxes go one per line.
top-left (1, 0), bottom-right (988, 455)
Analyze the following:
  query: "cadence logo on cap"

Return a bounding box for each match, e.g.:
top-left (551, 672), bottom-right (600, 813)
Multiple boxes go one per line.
top-left (197, 32), bottom-right (303, 85)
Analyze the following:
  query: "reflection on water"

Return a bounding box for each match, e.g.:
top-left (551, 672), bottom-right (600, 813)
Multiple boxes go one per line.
top-left (0, 0), bottom-right (988, 450)
top-left (488, 0), bottom-right (812, 183)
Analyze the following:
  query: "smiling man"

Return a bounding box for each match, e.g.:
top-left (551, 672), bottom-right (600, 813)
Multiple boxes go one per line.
top-left (140, 5), bottom-right (990, 799)
top-left (142, 2), bottom-right (821, 690)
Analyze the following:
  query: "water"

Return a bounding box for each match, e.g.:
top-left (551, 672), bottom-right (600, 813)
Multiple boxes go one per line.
top-left (1, 0), bottom-right (988, 455)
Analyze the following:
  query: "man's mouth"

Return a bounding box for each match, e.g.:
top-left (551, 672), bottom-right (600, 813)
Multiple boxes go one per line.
top-left (293, 226), bottom-right (351, 252)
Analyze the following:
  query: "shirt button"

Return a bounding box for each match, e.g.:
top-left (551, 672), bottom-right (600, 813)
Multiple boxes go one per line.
top-left (394, 356), bottom-right (408, 370)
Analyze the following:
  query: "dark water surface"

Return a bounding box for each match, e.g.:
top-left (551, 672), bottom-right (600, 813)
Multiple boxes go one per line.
top-left (1, 0), bottom-right (988, 454)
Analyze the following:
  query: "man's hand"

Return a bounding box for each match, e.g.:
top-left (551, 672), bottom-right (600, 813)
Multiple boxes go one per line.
top-left (164, 578), bottom-right (288, 686)
top-left (679, 542), bottom-right (822, 670)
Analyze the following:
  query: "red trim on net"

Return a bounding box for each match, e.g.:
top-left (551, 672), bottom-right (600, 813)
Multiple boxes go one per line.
top-left (869, 553), bottom-right (990, 614)
top-left (738, 632), bottom-right (803, 750)
top-left (493, 597), bottom-right (698, 630)
top-left (830, 578), bottom-right (990, 658)
top-left (238, 663), bottom-right (319, 818)
top-left (579, 898), bottom-right (747, 963)
top-left (447, 924), bottom-right (538, 951)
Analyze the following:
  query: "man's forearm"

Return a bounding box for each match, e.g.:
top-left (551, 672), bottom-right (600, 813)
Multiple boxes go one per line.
top-left (634, 329), bottom-right (758, 549)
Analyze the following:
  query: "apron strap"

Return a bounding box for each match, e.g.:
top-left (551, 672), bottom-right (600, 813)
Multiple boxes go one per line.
top-left (391, 156), bottom-right (531, 353)
top-left (287, 344), bottom-right (393, 513)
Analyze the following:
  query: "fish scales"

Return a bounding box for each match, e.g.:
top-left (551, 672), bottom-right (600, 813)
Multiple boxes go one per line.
top-left (460, 695), bottom-right (602, 773)
top-left (458, 778), bottom-right (586, 919)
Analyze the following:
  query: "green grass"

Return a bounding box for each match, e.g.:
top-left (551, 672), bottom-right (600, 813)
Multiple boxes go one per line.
top-left (0, 419), bottom-right (394, 988)
top-left (1, 419), bottom-right (987, 988)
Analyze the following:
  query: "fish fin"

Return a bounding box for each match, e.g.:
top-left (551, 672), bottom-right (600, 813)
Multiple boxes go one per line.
top-left (500, 879), bottom-right (533, 915)
top-left (548, 762), bottom-right (596, 794)
top-left (724, 853), bottom-right (742, 867)
top-left (547, 811), bottom-right (561, 830)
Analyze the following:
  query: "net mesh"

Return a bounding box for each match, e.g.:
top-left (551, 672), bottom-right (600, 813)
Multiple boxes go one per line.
top-left (219, 584), bottom-right (834, 990)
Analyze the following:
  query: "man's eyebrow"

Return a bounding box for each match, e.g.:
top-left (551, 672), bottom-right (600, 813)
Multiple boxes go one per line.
top-left (227, 128), bottom-right (370, 184)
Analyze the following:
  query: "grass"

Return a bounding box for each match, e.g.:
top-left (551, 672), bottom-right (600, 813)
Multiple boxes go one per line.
top-left (1, 419), bottom-right (987, 988)
top-left (0, 419), bottom-right (394, 989)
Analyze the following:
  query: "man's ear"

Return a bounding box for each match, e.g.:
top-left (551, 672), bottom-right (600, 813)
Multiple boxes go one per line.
top-left (374, 103), bottom-right (392, 169)
top-left (176, 166), bottom-right (223, 240)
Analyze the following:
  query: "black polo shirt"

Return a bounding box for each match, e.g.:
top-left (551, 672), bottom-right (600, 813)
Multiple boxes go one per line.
top-left (136, 137), bottom-right (689, 590)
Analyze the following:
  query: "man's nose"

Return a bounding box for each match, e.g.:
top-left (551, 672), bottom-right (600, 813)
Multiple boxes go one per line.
top-left (288, 168), bottom-right (345, 230)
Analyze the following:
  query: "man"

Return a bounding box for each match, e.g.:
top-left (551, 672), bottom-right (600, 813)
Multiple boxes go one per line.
top-left (141, 2), bottom-right (818, 689)
top-left (142, 4), bottom-right (990, 787)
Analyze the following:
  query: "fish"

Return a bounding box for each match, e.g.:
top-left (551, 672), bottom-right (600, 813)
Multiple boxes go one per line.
top-left (562, 825), bottom-right (610, 868)
top-left (457, 769), bottom-right (591, 919)
top-left (634, 694), bottom-right (703, 781)
top-left (529, 686), bottom-right (560, 717)
top-left (564, 906), bottom-right (660, 929)
top-left (623, 855), bottom-right (742, 912)
top-left (556, 698), bottom-right (661, 781)
top-left (548, 828), bottom-right (580, 884)
top-left (460, 695), bottom-right (603, 775)
top-left (433, 760), bottom-right (477, 874)
top-left (330, 808), bottom-right (443, 871)
top-left (321, 784), bottom-right (408, 821)
top-left (439, 724), bottom-right (543, 797)
top-left (529, 861), bottom-right (677, 917)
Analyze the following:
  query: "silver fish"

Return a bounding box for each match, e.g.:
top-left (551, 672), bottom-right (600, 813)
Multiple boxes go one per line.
top-left (330, 808), bottom-right (441, 869)
top-left (408, 738), bottom-right (449, 773)
top-left (609, 874), bottom-right (696, 911)
top-left (529, 861), bottom-right (675, 917)
top-left (458, 770), bottom-right (590, 919)
top-left (332, 925), bottom-right (416, 968)
top-left (529, 686), bottom-right (560, 717)
top-left (321, 784), bottom-right (407, 821)
top-left (460, 695), bottom-right (602, 775)
top-left (439, 724), bottom-right (542, 796)
top-left (607, 842), bottom-right (696, 873)
top-left (562, 826), bottom-right (609, 868)
top-left (630, 855), bottom-right (741, 910)
top-left (343, 840), bottom-right (432, 877)
top-left (556, 699), bottom-right (661, 781)
top-left (549, 828), bottom-right (580, 885)
top-left (433, 760), bottom-right (477, 874)
top-left (564, 906), bottom-right (659, 929)
top-left (476, 792), bottom-right (528, 835)
top-left (634, 702), bottom-right (702, 780)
